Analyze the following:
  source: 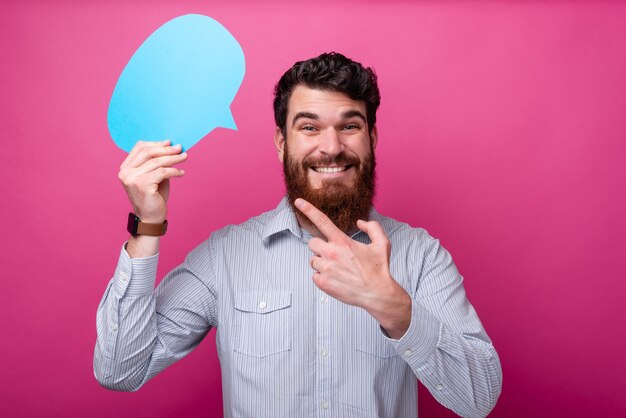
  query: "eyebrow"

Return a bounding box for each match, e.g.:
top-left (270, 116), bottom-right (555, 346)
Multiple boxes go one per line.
top-left (341, 110), bottom-right (367, 123)
top-left (291, 110), bottom-right (367, 127)
top-left (292, 112), bottom-right (318, 127)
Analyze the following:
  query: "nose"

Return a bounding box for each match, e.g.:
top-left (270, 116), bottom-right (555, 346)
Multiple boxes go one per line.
top-left (318, 128), bottom-right (343, 157)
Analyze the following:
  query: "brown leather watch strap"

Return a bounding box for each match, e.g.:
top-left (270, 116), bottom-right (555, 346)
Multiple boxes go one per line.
top-left (136, 219), bottom-right (168, 236)
top-left (127, 212), bottom-right (168, 236)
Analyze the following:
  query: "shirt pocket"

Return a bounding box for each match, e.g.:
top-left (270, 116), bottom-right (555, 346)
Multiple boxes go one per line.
top-left (233, 291), bottom-right (292, 358)
top-left (355, 310), bottom-right (398, 359)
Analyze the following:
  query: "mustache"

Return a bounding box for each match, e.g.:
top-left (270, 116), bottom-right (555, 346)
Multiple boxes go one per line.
top-left (302, 153), bottom-right (361, 169)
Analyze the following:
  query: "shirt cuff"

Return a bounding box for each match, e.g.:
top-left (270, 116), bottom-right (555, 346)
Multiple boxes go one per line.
top-left (112, 242), bottom-right (159, 298)
top-left (384, 299), bottom-right (441, 365)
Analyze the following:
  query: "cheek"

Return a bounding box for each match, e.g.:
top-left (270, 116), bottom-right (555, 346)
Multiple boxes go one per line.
top-left (296, 144), bottom-right (317, 160)
top-left (288, 134), bottom-right (319, 155)
top-left (356, 140), bottom-right (374, 158)
top-left (292, 150), bottom-right (316, 168)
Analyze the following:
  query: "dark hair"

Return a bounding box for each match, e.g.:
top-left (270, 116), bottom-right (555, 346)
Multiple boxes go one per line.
top-left (273, 52), bottom-right (380, 137)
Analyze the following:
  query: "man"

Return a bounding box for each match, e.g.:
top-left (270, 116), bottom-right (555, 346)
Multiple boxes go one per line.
top-left (95, 52), bottom-right (502, 417)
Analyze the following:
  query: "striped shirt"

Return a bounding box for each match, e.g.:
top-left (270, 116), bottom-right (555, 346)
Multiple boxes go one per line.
top-left (94, 197), bottom-right (502, 417)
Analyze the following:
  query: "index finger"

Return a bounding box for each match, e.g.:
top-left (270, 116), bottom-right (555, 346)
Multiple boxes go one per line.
top-left (294, 198), bottom-right (345, 241)
top-left (122, 141), bottom-right (181, 169)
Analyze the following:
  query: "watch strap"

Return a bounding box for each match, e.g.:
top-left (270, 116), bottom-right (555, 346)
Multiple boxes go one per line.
top-left (127, 212), bottom-right (168, 236)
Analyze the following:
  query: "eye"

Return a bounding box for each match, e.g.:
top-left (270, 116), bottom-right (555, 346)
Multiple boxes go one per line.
top-left (301, 124), bottom-right (317, 132)
top-left (343, 123), bottom-right (361, 131)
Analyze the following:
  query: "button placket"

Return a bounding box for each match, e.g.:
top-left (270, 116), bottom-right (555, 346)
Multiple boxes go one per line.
top-left (315, 280), bottom-right (332, 415)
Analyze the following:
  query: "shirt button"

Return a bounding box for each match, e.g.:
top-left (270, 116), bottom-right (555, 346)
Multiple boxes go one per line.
top-left (320, 348), bottom-right (328, 357)
top-left (320, 401), bottom-right (329, 409)
top-left (112, 323), bottom-right (118, 332)
top-left (404, 349), bottom-right (413, 357)
top-left (120, 271), bottom-right (129, 282)
top-left (258, 301), bottom-right (267, 310)
top-left (320, 296), bottom-right (328, 304)
top-left (435, 384), bottom-right (444, 391)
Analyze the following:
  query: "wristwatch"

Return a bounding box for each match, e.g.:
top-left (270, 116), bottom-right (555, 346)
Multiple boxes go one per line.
top-left (127, 212), bottom-right (168, 237)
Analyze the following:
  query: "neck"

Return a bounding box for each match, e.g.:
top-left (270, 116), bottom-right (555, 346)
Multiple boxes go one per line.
top-left (295, 211), bottom-right (362, 239)
top-left (295, 212), bottom-right (325, 238)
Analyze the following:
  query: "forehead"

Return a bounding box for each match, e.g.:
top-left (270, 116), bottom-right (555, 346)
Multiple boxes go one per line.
top-left (287, 85), bottom-right (366, 120)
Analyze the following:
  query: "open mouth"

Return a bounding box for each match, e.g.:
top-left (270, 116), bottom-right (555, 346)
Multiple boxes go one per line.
top-left (311, 165), bottom-right (352, 173)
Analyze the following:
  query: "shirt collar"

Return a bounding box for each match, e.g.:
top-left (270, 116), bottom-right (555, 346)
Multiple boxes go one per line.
top-left (261, 197), bottom-right (303, 243)
top-left (262, 196), bottom-right (382, 244)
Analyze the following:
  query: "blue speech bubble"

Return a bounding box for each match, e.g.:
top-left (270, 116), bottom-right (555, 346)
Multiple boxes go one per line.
top-left (107, 14), bottom-right (245, 152)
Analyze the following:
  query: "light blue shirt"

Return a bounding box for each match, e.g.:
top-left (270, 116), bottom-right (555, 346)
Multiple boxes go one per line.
top-left (94, 198), bottom-right (502, 417)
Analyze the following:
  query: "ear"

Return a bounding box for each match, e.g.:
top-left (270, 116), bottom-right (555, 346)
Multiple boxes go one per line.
top-left (370, 125), bottom-right (378, 150)
top-left (274, 127), bottom-right (286, 162)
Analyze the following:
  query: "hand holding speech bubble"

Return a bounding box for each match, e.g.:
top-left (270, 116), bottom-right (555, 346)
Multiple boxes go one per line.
top-left (107, 14), bottom-right (245, 152)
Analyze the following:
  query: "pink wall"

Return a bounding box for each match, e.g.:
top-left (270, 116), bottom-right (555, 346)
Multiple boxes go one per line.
top-left (2, 1), bottom-right (625, 417)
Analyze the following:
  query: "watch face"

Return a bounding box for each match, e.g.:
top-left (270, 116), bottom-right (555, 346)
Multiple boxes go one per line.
top-left (127, 212), bottom-right (140, 236)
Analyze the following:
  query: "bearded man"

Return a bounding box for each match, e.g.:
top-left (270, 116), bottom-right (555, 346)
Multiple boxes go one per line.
top-left (95, 52), bottom-right (502, 418)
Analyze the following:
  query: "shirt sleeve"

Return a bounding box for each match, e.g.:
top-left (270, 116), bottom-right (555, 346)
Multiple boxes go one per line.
top-left (93, 241), bottom-right (217, 391)
top-left (386, 233), bottom-right (503, 417)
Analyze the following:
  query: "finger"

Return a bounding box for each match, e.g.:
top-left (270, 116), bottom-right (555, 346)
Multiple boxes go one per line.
top-left (356, 220), bottom-right (390, 246)
top-left (312, 270), bottom-right (323, 285)
top-left (122, 140), bottom-right (171, 167)
top-left (123, 142), bottom-right (182, 169)
top-left (119, 153), bottom-right (187, 185)
top-left (294, 198), bottom-right (345, 241)
top-left (132, 152), bottom-right (188, 177)
top-left (311, 253), bottom-right (333, 272)
top-left (308, 237), bottom-right (329, 256)
top-left (143, 166), bottom-right (186, 185)
top-left (312, 270), bottom-right (336, 295)
top-left (125, 142), bottom-right (182, 169)
top-left (310, 255), bottom-right (319, 271)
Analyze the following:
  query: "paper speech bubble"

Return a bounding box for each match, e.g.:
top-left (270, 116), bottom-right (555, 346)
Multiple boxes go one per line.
top-left (107, 14), bottom-right (245, 152)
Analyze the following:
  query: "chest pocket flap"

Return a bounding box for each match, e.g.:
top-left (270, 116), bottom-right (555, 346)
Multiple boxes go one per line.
top-left (234, 291), bottom-right (292, 314)
top-left (234, 291), bottom-right (292, 357)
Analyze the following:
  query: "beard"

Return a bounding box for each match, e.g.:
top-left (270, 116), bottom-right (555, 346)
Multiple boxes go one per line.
top-left (283, 143), bottom-right (376, 233)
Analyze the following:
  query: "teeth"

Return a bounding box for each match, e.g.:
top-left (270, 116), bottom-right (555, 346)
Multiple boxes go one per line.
top-left (315, 166), bottom-right (347, 173)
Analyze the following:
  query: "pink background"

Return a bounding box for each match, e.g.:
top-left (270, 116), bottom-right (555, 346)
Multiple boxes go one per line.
top-left (2, 1), bottom-right (625, 417)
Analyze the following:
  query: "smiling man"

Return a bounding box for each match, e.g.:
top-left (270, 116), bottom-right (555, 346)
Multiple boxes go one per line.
top-left (95, 52), bottom-right (502, 417)
top-left (279, 85), bottom-right (377, 238)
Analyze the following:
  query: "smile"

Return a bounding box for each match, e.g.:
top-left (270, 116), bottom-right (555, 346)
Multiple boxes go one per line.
top-left (311, 166), bottom-right (351, 173)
